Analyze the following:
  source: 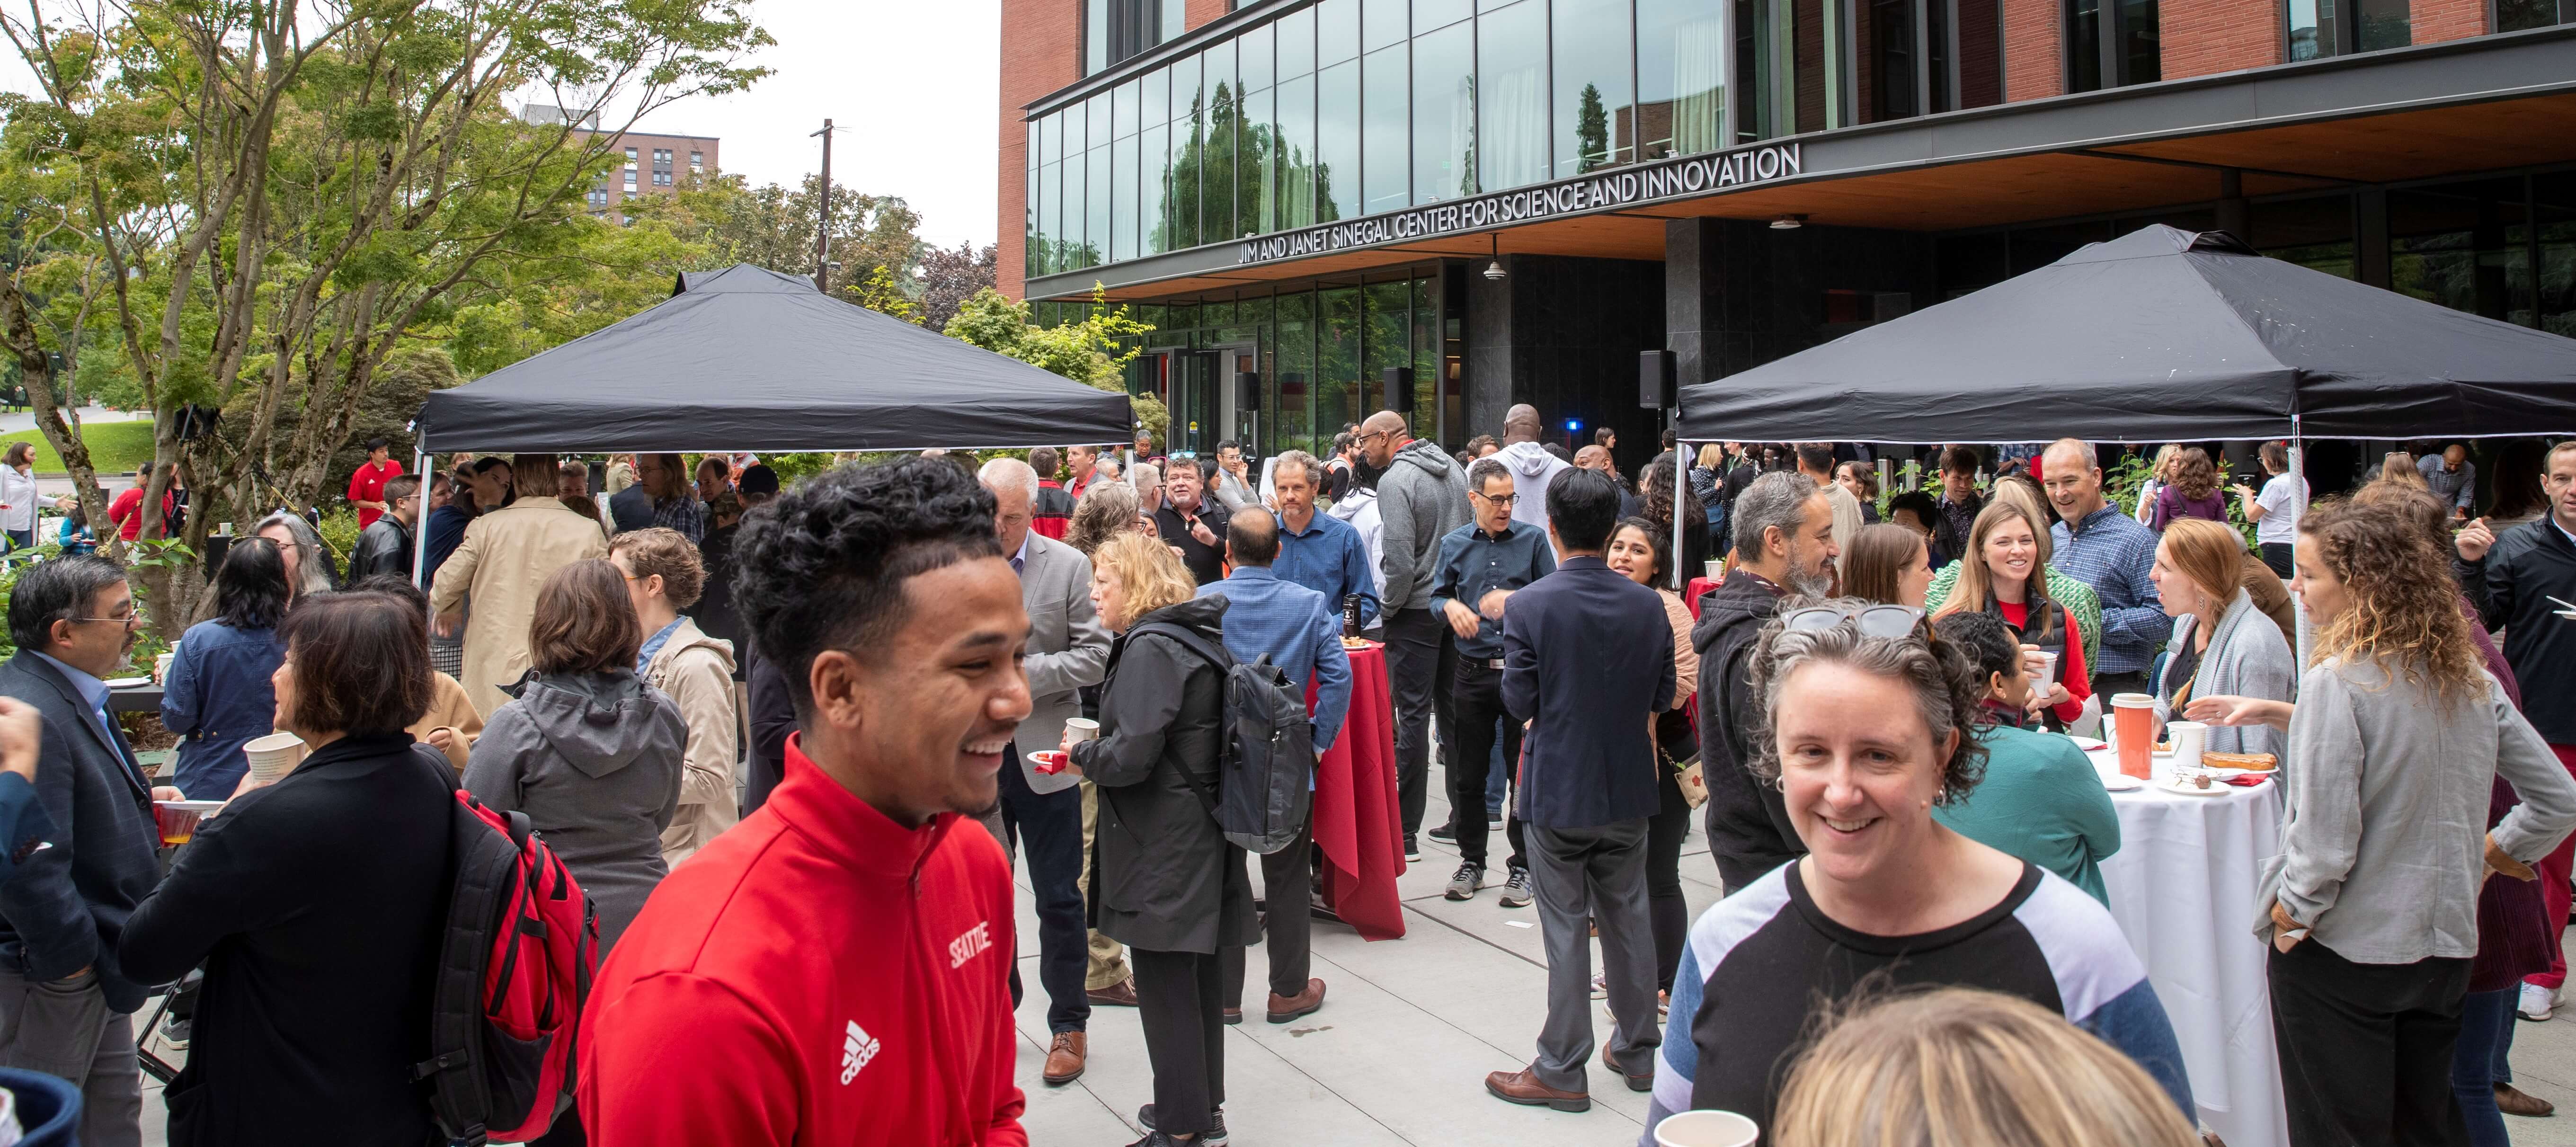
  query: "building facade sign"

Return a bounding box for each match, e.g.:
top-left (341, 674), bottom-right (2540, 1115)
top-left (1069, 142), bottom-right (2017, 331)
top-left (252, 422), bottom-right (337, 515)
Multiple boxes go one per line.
top-left (1238, 142), bottom-right (1806, 265)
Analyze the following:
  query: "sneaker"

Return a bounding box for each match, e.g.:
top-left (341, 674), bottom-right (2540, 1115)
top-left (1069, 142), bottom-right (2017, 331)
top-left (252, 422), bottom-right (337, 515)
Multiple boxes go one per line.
top-left (1404, 834), bottom-right (1421, 862)
top-left (2522, 982), bottom-right (2557, 1022)
top-left (1488, 811), bottom-right (1505, 828)
top-left (1498, 866), bottom-right (1534, 908)
top-left (160, 1016), bottom-right (191, 1051)
top-left (1445, 863), bottom-right (1486, 901)
top-left (1590, 971), bottom-right (1607, 1001)
top-left (1139, 1103), bottom-right (1230, 1146)
top-left (1428, 823), bottom-right (1458, 844)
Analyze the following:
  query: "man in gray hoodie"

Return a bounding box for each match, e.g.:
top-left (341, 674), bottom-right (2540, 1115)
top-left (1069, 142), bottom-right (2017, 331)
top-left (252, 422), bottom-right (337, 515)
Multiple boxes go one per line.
top-left (1359, 409), bottom-right (1472, 856)
top-left (1490, 405), bottom-right (1572, 533)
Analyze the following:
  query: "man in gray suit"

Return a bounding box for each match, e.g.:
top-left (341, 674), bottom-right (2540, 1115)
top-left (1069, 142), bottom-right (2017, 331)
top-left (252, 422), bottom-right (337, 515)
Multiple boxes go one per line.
top-left (977, 458), bottom-right (1112, 1086)
top-left (0, 556), bottom-right (175, 1147)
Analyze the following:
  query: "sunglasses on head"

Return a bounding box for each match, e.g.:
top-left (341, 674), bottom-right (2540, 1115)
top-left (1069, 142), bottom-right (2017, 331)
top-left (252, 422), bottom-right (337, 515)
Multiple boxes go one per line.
top-left (1782, 604), bottom-right (1927, 640)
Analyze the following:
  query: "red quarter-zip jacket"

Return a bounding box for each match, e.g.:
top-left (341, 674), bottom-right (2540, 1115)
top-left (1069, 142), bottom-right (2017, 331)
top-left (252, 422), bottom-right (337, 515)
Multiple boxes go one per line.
top-left (578, 736), bottom-right (1026, 1145)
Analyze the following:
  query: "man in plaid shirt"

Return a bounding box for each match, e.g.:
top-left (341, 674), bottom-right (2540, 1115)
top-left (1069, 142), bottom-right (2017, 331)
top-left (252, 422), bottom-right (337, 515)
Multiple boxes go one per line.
top-left (2040, 438), bottom-right (2169, 698)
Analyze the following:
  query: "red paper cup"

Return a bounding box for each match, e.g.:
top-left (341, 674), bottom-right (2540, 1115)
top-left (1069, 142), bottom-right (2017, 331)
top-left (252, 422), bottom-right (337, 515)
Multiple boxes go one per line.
top-left (153, 802), bottom-right (204, 846)
top-left (2111, 694), bottom-right (2158, 780)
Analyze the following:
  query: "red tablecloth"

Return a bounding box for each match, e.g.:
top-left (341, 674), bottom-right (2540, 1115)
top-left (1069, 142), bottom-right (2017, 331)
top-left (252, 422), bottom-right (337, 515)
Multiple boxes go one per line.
top-left (1685, 576), bottom-right (1720, 618)
top-left (1311, 643), bottom-right (1404, 941)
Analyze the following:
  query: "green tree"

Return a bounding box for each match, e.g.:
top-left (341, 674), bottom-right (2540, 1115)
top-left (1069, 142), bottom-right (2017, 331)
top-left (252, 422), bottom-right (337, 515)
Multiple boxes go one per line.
top-left (944, 287), bottom-right (1163, 441)
top-left (1575, 83), bottom-right (1610, 174)
top-left (1, 0), bottom-right (771, 633)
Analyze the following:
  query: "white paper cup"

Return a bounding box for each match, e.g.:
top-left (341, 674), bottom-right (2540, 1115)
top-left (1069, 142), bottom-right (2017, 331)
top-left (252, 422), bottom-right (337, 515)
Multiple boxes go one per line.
top-left (1063, 718), bottom-right (1100, 742)
top-left (243, 732), bottom-right (306, 785)
top-left (2167, 720), bottom-right (2208, 771)
top-left (2028, 649), bottom-right (2059, 685)
top-left (1703, 560), bottom-right (1720, 581)
top-left (1655, 1110), bottom-right (1759, 1147)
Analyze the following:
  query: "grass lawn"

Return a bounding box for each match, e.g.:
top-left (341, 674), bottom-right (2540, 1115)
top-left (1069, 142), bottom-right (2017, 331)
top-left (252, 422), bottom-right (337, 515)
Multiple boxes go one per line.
top-left (0, 420), bottom-right (158, 475)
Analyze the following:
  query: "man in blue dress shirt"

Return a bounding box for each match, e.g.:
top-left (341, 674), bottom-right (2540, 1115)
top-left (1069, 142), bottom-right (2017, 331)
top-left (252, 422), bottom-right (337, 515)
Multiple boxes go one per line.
top-left (1268, 450), bottom-right (1379, 633)
top-left (1198, 507), bottom-right (1351, 1024)
top-left (1429, 458), bottom-right (1556, 908)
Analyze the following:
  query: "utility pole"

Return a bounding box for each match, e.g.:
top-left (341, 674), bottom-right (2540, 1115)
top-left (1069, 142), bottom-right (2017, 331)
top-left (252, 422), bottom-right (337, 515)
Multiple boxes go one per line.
top-left (810, 118), bottom-right (834, 292)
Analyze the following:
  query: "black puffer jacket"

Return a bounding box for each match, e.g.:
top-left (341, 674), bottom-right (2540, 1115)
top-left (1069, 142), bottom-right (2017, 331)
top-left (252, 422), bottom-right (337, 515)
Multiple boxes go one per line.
top-left (1077, 595), bottom-right (1257, 955)
top-left (2462, 516), bottom-right (2576, 745)
top-left (1691, 570), bottom-right (1803, 890)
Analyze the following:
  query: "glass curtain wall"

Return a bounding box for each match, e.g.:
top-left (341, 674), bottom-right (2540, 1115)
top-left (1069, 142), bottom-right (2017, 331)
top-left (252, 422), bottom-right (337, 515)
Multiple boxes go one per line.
top-left (1478, 2), bottom-right (1550, 192)
top-left (1320, 0), bottom-right (1362, 221)
top-left (1412, 18), bottom-right (1475, 204)
top-left (2283, 0), bottom-right (2409, 60)
top-left (1553, 0), bottom-right (1635, 177)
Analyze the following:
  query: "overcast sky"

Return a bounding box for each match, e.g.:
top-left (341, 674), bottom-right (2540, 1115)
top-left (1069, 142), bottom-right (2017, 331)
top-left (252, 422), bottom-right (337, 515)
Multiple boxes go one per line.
top-left (2, 1), bottom-right (1005, 251)
top-left (633, 1), bottom-right (1004, 251)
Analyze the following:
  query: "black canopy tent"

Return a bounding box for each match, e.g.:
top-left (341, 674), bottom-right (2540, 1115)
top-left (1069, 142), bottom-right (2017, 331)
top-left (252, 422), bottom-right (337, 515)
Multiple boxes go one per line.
top-left (1675, 225), bottom-right (2576, 445)
top-left (414, 264), bottom-right (1135, 453)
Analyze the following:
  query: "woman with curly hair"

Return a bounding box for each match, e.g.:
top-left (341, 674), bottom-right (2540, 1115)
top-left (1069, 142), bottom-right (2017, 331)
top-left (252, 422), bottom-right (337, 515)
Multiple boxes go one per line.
top-left (1638, 456), bottom-right (1710, 590)
top-left (1641, 601), bottom-right (2194, 1142)
top-left (2192, 497), bottom-right (2576, 1147)
top-left (1065, 477), bottom-right (1148, 558)
top-left (2149, 446), bottom-right (2228, 532)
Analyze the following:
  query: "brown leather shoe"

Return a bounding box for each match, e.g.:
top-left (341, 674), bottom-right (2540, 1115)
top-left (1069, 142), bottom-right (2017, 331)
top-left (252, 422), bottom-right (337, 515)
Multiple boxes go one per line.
top-left (1601, 1044), bottom-right (1654, 1092)
top-left (1485, 1065), bottom-right (1590, 1112)
top-left (1223, 1006), bottom-right (1243, 1025)
top-left (1042, 1031), bottom-right (1086, 1085)
top-left (1088, 978), bottom-right (1140, 1008)
top-left (1267, 978), bottom-right (1327, 1023)
top-left (2497, 1083), bottom-right (2556, 1118)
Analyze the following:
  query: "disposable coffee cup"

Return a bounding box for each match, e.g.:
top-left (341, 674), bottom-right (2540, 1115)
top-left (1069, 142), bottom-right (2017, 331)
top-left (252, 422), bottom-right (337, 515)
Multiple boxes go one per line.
top-left (1703, 560), bottom-right (1720, 581)
top-left (2111, 693), bottom-right (2158, 780)
top-left (2167, 719), bottom-right (2209, 771)
top-left (2027, 648), bottom-right (2058, 686)
top-left (1063, 718), bottom-right (1100, 742)
top-left (243, 732), bottom-right (306, 785)
top-left (1655, 1110), bottom-right (1759, 1147)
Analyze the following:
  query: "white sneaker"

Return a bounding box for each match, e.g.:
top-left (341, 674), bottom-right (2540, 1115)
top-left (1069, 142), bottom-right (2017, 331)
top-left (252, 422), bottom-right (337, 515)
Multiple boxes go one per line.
top-left (2520, 981), bottom-right (2556, 1022)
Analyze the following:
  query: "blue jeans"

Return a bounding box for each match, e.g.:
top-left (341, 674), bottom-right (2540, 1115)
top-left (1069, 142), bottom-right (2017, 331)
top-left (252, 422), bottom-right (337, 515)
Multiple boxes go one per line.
top-left (2453, 987), bottom-right (2517, 1147)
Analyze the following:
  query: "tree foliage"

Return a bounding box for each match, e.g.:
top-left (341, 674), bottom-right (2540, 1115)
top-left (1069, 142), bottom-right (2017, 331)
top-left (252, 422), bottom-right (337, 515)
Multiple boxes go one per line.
top-left (944, 287), bottom-right (1163, 442)
top-left (0, 0), bottom-right (772, 634)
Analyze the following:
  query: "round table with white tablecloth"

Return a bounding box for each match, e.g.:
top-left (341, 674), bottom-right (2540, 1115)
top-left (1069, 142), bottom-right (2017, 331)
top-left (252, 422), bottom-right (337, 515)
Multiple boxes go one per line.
top-left (2083, 743), bottom-right (2289, 1147)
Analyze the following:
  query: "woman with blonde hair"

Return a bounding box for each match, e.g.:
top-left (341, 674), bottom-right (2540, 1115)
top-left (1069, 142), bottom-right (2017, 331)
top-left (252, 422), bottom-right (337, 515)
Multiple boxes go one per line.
top-left (2148, 518), bottom-right (2293, 759)
top-left (2133, 443), bottom-right (2183, 525)
top-left (2150, 447), bottom-right (2229, 532)
top-left (1062, 532), bottom-right (1252, 1147)
top-left (2190, 498), bottom-right (2576, 1147)
top-left (1932, 502), bottom-right (2091, 727)
top-left (1928, 478), bottom-right (2103, 671)
top-left (2381, 451), bottom-right (2429, 488)
top-left (1773, 987), bottom-right (2203, 1147)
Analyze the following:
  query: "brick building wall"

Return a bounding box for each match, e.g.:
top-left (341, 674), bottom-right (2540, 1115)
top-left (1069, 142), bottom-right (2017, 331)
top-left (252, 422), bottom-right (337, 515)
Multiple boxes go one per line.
top-left (2162, 0), bottom-right (2283, 78)
top-left (2412, 0), bottom-right (2489, 43)
top-left (998, 0), bottom-right (1082, 300)
top-left (2003, 0), bottom-right (2064, 101)
top-left (1185, 0), bottom-right (1230, 31)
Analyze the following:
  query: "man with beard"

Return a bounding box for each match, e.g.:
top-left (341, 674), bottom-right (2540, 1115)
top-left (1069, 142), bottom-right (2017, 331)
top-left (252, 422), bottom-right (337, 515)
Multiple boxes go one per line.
top-left (581, 458), bottom-right (1033, 1145)
top-left (1692, 472), bottom-right (1839, 891)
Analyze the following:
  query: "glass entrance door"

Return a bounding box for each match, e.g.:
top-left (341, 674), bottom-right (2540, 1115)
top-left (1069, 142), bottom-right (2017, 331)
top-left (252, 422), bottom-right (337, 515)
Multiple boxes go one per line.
top-left (1168, 349), bottom-right (1217, 459)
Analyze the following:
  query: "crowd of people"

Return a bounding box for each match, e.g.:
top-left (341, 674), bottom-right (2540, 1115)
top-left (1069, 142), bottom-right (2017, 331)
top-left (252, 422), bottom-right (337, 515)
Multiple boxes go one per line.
top-left (0, 419), bottom-right (2561, 1147)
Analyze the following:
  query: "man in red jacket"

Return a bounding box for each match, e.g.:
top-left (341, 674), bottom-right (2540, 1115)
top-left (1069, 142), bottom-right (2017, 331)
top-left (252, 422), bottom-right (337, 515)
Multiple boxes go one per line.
top-left (580, 457), bottom-right (1034, 1145)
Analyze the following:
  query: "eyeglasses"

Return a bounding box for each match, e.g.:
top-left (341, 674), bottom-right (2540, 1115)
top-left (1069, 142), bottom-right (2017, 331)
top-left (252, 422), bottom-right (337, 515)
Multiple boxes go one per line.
top-left (1471, 490), bottom-right (1520, 506)
top-left (1783, 604), bottom-right (1926, 640)
top-left (68, 612), bottom-right (140, 628)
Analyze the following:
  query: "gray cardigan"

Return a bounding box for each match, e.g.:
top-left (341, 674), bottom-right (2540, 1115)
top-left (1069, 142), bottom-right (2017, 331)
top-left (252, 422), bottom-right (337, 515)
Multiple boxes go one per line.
top-left (2258, 658), bottom-right (2576, 964)
top-left (2154, 589), bottom-right (2296, 761)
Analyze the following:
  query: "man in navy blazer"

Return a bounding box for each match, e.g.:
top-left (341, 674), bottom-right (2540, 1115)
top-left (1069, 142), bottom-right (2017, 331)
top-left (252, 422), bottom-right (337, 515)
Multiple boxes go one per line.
top-left (1485, 466), bottom-right (1675, 1113)
top-left (0, 555), bottom-right (171, 1147)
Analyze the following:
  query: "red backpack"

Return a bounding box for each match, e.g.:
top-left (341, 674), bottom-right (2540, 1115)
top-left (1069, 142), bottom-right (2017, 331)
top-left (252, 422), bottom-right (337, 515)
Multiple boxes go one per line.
top-left (416, 791), bottom-right (599, 1145)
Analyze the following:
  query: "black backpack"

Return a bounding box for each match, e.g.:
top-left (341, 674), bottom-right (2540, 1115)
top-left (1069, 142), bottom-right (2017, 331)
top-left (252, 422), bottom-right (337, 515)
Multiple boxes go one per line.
top-left (1133, 622), bottom-right (1315, 854)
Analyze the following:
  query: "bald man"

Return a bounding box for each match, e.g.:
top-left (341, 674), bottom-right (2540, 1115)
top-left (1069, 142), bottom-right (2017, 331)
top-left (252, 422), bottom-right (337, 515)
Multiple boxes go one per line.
top-left (1492, 404), bottom-right (1571, 532)
top-left (1362, 410), bottom-right (1473, 857)
top-left (2418, 444), bottom-right (2476, 519)
top-left (1576, 447), bottom-right (1641, 519)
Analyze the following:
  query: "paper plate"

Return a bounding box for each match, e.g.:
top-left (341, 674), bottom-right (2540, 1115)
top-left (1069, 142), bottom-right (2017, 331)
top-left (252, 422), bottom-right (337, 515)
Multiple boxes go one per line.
top-left (2066, 736), bottom-right (2109, 752)
top-left (2160, 778), bottom-right (2230, 797)
top-left (103, 676), bottom-right (152, 688)
top-left (2103, 773), bottom-right (2144, 791)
